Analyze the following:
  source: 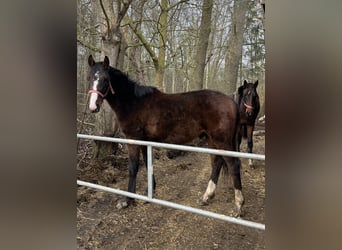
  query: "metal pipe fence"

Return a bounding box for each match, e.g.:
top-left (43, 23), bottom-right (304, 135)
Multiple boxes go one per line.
top-left (77, 133), bottom-right (265, 231)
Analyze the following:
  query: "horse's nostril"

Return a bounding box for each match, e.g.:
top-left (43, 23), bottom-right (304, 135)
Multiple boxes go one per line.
top-left (91, 105), bottom-right (100, 113)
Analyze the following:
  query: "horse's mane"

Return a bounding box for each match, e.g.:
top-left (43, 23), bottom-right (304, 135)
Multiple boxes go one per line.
top-left (134, 83), bottom-right (158, 97)
top-left (110, 67), bottom-right (159, 98)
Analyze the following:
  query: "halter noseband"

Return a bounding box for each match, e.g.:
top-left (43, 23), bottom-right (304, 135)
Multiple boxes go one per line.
top-left (244, 102), bottom-right (254, 110)
top-left (88, 89), bottom-right (106, 98)
top-left (88, 81), bottom-right (115, 98)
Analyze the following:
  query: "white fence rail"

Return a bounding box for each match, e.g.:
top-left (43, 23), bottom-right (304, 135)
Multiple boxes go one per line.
top-left (77, 133), bottom-right (265, 231)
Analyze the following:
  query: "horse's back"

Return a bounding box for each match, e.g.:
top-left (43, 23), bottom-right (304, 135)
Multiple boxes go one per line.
top-left (156, 90), bottom-right (238, 122)
top-left (174, 89), bottom-right (237, 110)
top-left (145, 90), bottom-right (238, 143)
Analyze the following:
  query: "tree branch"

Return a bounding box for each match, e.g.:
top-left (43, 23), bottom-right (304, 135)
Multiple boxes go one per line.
top-left (166, 0), bottom-right (189, 12)
top-left (165, 33), bottom-right (192, 68)
top-left (77, 37), bottom-right (102, 52)
top-left (128, 22), bottom-right (159, 68)
top-left (117, 0), bottom-right (133, 25)
top-left (99, 0), bottom-right (111, 37)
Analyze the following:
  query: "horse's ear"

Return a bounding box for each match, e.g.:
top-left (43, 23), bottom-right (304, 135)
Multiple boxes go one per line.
top-left (103, 56), bottom-right (110, 69)
top-left (88, 55), bottom-right (95, 67)
top-left (243, 80), bottom-right (248, 87)
top-left (254, 80), bottom-right (259, 88)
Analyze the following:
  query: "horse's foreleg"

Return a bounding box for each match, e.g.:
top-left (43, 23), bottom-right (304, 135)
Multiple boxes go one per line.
top-left (198, 156), bottom-right (223, 205)
top-left (116, 145), bottom-right (140, 209)
top-left (247, 125), bottom-right (254, 167)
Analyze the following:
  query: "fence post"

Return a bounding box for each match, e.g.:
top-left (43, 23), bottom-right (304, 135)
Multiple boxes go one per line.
top-left (147, 145), bottom-right (153, 199)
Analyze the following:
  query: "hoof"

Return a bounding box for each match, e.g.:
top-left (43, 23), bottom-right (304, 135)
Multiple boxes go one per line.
top-left (116, 200), bottom-right (128, 210)
top-left (231, 205), bottom-right (243, 218)
top-left (116, 198), bottom-right (133, 209)
top-left (197, 197), bottom-right (209, 206)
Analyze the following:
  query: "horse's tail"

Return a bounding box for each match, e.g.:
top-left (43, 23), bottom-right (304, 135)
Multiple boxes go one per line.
top-left (222, 161), bottom-right (228, 176)
top-left (233, 101), bottom-right (243, 151)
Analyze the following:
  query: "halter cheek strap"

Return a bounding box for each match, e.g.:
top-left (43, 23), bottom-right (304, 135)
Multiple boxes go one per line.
top-left (108, 82), bottom-right (115, 95)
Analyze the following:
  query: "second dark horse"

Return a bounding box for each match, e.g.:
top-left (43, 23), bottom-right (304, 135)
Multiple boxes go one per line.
top-left (236, 80), bottom-right (260, 167)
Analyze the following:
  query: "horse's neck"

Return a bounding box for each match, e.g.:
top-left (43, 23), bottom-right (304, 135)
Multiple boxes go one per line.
top-left (105, 80), bottom-right (137, 119)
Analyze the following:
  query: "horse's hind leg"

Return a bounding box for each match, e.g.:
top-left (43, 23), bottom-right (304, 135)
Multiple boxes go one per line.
top-left (224, 156), bottom-right (244, 217)
top-left (198, 155), bottom-right (224, 205)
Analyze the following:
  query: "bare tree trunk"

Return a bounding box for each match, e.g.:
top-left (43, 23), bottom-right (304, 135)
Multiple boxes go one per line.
top-left (191, 0), bottom-right (214, 90)
top-left (225, 0), bottom-right (248, 96)
top-left (153, 0), bottom-right (167, 90)
top-left (127, 1), bottom-right (147, 83)
top-left (92, 0), bottom-right (132, 160)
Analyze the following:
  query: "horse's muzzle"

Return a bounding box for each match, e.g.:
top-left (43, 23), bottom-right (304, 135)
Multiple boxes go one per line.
top-left (246, 111), bottom-right (253, 117)
top-left (91, 105), bottom-right (100, 113)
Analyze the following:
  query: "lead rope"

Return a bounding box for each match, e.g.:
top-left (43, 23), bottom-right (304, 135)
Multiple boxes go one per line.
top-left (77, 93), bottom-right (90, 151)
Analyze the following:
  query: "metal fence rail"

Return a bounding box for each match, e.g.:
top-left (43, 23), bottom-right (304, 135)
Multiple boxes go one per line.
top-left (77, 133), bottom-right (265, 231)
top-left (77, 134), bottom-right (265, 160)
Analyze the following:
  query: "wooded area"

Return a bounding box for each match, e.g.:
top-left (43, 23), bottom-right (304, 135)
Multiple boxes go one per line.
top-left (77, 0), bottom-right (265, 160)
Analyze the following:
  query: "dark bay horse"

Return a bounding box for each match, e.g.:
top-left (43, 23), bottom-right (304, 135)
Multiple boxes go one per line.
top-left (236, 80), bottom-right (260, 167)
top-left (87, 55), bottom-right (244, 216)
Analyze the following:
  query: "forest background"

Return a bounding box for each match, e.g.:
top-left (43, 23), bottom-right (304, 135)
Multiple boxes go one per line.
top-left (77, 0), bottom-right (265, 159)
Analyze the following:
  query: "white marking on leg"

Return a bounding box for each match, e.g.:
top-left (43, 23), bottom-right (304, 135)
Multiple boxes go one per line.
top-left (248, 158), bottom-right (253, 166)
top-left (203, 180), bottom-right (216, 201)
top-left (234, 189), bottom-right (244, 210)
top-left (89, 76), bottom-right (99, 111)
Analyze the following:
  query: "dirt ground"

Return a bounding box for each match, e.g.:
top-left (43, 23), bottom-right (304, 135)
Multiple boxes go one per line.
top-left (77, 124), bottom-right (265, 250)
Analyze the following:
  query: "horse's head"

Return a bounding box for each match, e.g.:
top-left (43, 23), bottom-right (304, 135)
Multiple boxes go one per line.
top-left (238, 80), bottom-right (259, 117)
top-left (87, 55), bottom-right (114, 113)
